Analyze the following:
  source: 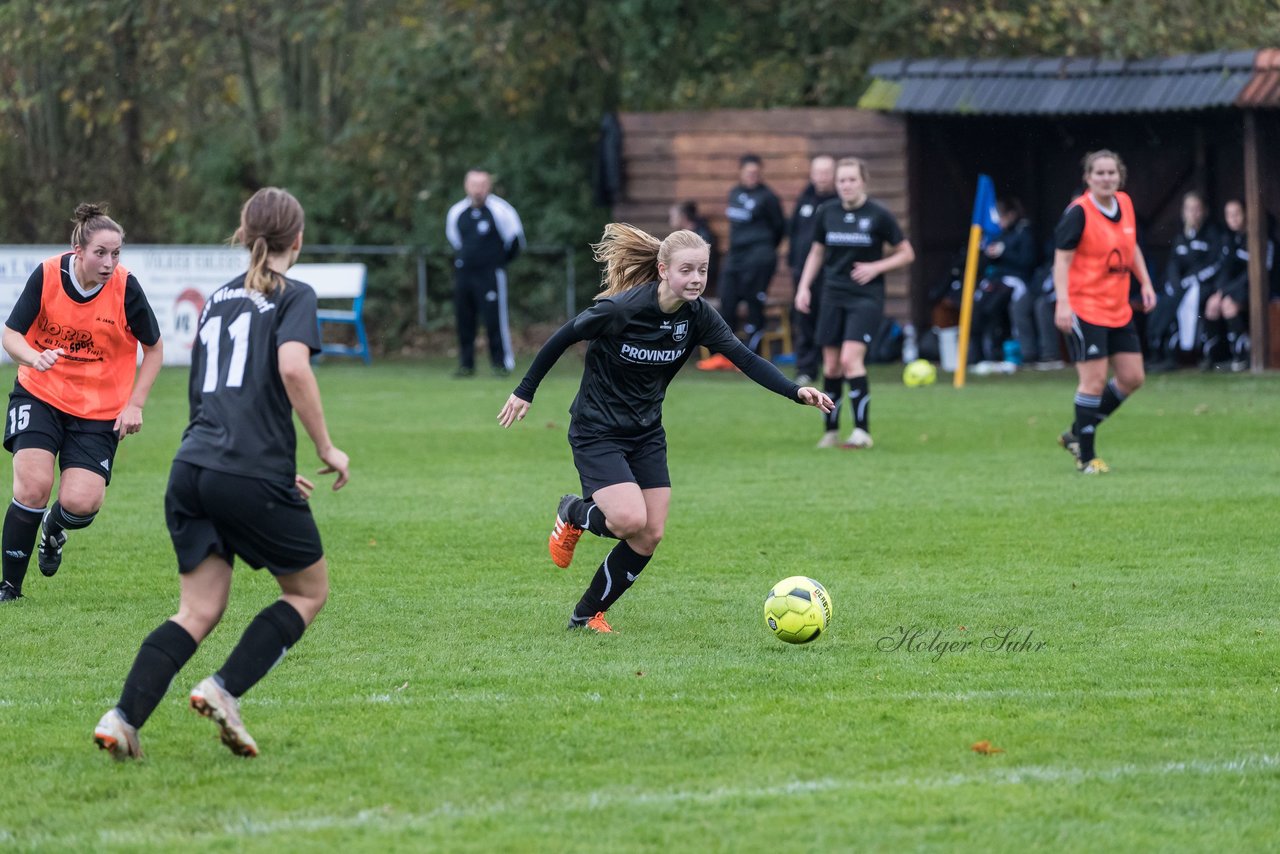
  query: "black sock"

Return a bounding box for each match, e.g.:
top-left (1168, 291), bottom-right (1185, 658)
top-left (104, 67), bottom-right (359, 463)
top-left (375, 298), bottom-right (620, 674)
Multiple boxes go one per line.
top-left (570, 540), bottom-right (653, 624)
top-left (1096, 379), bottom-right (1128, 423)
top-left (823, 377), bottom-right (843, 431)
top-left (2, 500), bottom-right (44, 592)
top-left (848, 375), bottom-right (870, 431)
top-left (216, 600), bottom-right (307, 698)
top-left (1202, 318), bottom-right (1225, 362)
top-left (44, 500), bottom-right (97, 538)
top-left (581, 500), bottom-right (617, 539)
top-left (1227, 315), bottom-right (1247, 358)
top-left (116, 620), bottom-right (198, 729)
top-left (1074, 391), bottom-right (1102, 462)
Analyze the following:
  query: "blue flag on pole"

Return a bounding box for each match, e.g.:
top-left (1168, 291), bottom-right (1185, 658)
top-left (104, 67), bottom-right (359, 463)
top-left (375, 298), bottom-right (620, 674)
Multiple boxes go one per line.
top-left (972, 174), bottom-right (1001, 243)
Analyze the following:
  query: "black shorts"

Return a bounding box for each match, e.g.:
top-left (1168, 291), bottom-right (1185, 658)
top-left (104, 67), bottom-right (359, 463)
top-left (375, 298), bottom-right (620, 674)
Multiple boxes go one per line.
top-left (165, 461), bottom-right (323, 576)
top-left (1066, 315), bottom-right (1142, 362)
top-left (569, 424), bottom-right (670, 499)
top-left (3, 380), bottom-right (118, 485)
top-left (815, 297), bottom-right (882, 348)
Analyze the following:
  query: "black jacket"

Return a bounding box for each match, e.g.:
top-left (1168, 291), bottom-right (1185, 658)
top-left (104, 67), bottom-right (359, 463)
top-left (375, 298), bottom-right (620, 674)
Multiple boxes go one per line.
top-left (983, 219), bottom-right (1036, 282)
top-left (725, 183), bottom-right (784, 267)
top-left (788, 183), bottom-right (837, 273)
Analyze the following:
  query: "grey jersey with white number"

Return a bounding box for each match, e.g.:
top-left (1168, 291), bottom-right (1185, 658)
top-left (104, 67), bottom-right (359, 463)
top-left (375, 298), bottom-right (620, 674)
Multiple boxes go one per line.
top-left (173, 273), bottom-right (321, 482)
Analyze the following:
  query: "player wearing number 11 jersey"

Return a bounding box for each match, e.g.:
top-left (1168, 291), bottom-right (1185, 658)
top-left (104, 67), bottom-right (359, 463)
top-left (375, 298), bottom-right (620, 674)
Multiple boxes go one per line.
top-left (95, 188), bottom-right (350, 760)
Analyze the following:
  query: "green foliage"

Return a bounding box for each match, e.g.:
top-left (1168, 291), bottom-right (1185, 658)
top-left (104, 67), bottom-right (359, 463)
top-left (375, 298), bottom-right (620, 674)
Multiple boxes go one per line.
top-left (1, 363), bottom-right (1279, 848)
top-left (1, 0), bottom-right (1278, 329)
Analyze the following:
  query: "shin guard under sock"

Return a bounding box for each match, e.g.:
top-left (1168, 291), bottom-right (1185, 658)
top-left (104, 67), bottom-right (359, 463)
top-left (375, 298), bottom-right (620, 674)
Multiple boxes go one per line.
top-left (216, 600), bottom-right (307, 698)
top-left (571, 540), bottom-right (654, 623)
top-left (116, 620), bottom-right (199, 729)
top-left (1, 500), bottom-right (43, 592)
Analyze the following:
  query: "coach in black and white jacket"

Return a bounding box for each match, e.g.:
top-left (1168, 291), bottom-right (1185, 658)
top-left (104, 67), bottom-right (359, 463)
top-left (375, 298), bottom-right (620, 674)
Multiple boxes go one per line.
top-left (446, 170), bottom-right (526, 376)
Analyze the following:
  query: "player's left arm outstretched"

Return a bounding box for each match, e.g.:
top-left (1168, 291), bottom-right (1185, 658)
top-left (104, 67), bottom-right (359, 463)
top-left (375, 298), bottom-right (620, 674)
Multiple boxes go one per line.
top-left (705, 314), bottom-right (833, 413)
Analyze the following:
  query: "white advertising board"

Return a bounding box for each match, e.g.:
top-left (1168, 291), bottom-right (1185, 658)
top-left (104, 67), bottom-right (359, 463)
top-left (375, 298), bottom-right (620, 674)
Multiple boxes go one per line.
top-left (0, 245), bottom-right (250, 366)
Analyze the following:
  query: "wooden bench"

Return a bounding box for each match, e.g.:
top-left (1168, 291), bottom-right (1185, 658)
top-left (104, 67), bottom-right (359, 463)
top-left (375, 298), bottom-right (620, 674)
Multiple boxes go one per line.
top-left (758, 300), bottom-right (794, 362)
top-left (695, 298), bottom-right (795, 364)
top-left (286, 263), bottom-right (371, 364)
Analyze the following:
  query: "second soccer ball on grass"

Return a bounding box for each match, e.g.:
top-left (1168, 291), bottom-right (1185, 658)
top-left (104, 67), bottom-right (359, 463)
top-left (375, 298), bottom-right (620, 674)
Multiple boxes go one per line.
top-left (903, 359), bottom-right (937, 387)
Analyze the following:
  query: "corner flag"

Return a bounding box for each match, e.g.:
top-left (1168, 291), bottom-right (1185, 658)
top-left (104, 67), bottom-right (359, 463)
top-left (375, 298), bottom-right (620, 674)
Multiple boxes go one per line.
top-left (955, 175), bottom-right (1001, 388)
top-left (972, 174), bottom-right (1001, 243)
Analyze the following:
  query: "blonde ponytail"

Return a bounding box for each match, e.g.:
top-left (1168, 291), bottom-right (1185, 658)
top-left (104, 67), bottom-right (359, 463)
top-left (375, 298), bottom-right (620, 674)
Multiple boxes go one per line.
top-left (591, 223), bottom-right (710, 299)
top-left (592, 223), bottom-right (661, 298)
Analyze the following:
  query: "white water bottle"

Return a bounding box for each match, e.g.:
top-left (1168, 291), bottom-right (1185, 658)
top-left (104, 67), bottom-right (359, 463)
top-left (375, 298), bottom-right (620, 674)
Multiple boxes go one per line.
top-left (902, 323), bottom-right (918, 363)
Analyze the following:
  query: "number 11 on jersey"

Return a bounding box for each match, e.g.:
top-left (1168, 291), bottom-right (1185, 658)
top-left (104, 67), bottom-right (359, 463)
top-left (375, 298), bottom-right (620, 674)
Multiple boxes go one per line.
top-left (199, 313), bottom-right (252, 392)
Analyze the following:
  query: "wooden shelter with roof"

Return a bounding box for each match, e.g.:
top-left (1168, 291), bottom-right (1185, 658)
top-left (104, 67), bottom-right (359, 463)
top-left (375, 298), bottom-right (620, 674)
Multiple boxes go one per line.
top-left (861, 49), bottom-right (1280, 369)
top-left (610, 108), bottom-right (911, 324)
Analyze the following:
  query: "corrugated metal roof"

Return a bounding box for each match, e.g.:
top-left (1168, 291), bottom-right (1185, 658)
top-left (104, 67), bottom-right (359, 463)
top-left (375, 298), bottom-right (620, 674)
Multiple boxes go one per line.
top-left (860, 50), bottom-right (1279, 115)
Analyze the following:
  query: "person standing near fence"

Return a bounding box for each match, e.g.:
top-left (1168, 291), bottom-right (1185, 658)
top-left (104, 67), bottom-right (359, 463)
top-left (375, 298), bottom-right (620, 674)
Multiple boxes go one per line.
top-left (698, 154), bottom-right (784, 369)
top-left (0, 203), bottom-right (163, 603)
top-left (446, 169), bottom-right (526, 377)
top-left (788, 155), bottom-right (837, 385)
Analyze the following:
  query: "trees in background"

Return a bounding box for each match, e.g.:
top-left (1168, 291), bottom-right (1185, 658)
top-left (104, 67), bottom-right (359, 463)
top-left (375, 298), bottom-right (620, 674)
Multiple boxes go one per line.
top-left (1, 1), bottom-right (1276, 340)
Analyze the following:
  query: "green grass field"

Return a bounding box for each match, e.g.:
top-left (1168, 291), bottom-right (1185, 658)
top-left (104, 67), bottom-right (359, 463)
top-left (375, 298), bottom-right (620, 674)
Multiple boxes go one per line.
top-left (1, 358), bottom-right (1278, 852)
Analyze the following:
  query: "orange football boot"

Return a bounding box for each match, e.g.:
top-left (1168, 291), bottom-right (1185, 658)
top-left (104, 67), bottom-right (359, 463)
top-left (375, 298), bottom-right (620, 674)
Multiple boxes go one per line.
top-left (549, 494), bottom-right (585, 568)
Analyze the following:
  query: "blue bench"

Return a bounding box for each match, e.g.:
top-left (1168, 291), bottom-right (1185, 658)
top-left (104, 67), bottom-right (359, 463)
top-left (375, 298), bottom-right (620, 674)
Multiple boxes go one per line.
top-left (287, 263), bottom-right (371, 364)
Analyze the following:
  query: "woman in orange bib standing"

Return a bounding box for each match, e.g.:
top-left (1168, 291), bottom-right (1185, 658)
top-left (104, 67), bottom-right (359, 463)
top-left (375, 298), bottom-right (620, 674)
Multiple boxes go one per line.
top-left (0, 204), bottom-right (163, 600)
top-left (1052, 151), bottom-right (1156, 474)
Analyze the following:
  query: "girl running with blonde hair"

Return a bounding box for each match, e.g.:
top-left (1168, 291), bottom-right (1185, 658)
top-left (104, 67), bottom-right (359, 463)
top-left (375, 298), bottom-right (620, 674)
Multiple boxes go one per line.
top-left (498, 223), bottom-right (832, 632)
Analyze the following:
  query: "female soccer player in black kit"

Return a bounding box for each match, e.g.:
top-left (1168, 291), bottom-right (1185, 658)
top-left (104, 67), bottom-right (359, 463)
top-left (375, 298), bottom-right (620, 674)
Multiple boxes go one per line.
top-left (794, 158), bottom-right (914, 449)
top-left (94, 188), bottom-right (350, 759)
top-left (497, 225), bottom-right (832, 633)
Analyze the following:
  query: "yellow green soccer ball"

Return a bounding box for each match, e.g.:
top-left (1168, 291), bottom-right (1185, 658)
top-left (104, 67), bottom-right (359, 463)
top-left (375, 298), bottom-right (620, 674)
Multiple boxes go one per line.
top-left (764, 576), bottom-right (833, 644)
top-left (903, 358), bottom-right (937, 388)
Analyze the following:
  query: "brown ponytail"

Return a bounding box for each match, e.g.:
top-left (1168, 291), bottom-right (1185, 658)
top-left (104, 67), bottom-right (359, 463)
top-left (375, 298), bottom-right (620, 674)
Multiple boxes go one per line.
top-left (232, 187), bottom-right (305, 295)
top-left (70, 202), bottom-right (124, 248)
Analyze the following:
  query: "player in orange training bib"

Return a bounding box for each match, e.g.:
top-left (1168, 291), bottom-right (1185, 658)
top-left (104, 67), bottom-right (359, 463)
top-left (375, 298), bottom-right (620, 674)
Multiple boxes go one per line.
top-left (1051, 151), bottom-right (1156, 475)
top-left (0, 204), bottom-right (163, 601)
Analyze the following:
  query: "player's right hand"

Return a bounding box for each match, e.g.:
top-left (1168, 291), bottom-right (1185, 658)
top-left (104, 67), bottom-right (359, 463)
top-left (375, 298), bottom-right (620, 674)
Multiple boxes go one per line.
top-left (794, 289), bottom-right (811, 314)
top-left (1053, 302), bottom-right (1074, 334)
top-left (33, 348), bottom-right (64, 372)
top-left (317, 445), bottom-right (350, 491)
top-left (498, 394), bottom-right (530, 428)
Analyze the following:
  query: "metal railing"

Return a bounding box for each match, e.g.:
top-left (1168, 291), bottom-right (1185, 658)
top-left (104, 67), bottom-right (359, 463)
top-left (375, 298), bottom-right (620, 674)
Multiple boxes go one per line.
top-left (297, 243), bottom-right (579, 330)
